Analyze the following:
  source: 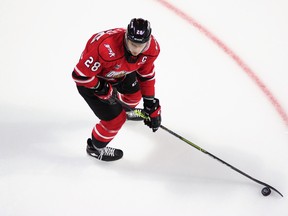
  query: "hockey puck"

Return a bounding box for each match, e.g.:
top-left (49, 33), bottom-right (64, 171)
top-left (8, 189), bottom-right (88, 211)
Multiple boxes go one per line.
top-left (261, 187), bottom-right (271, 196)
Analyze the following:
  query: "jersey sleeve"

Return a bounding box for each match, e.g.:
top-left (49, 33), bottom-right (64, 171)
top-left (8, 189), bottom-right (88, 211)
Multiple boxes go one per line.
top-left (72, 51), bottom-right (103, 88)
top-left (72, 33), bottom-right (106, 88)
top-left (137, 59), bottom-right (156, 97)
top-left (72, 29), bottom-right (124, 88)
top-left (137, 37), bottom-right (160, 98)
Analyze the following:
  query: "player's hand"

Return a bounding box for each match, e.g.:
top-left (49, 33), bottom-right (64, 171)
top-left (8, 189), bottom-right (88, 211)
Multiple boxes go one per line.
top-left (93, 79), bottom-right (114, 103)
top-left (143, 98), bottom-right (161, 132)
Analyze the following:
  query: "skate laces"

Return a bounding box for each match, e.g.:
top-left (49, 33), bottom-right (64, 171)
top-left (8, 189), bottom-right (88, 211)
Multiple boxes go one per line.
top-left (98, 147), bottom-right (115, 160)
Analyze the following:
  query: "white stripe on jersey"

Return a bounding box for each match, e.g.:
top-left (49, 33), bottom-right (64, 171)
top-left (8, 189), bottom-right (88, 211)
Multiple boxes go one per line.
top-left (74, 66), bottom-right (87, 77)
top-left (137, 70), bottom-right (155, 78)
top-left (73, 76), bottom-right (95, 84)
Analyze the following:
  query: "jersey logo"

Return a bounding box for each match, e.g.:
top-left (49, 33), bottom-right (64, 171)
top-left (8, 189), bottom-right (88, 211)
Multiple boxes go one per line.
top-left (104, 44), bottom-right (115, 57)
top-left (106, 71), bottom-right (126, 79)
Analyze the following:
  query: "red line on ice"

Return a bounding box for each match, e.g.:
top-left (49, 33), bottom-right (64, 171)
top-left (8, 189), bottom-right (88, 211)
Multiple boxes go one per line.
top-left (155, 0), bottom-right (288, 127)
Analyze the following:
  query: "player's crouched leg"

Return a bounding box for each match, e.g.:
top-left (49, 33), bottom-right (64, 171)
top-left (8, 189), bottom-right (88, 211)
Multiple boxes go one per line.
top-left (118, 90), bottom-right (142, 109)
top-left (118, 90), bottom-right (145, 121)
top-left (87, 110), bottom-right (126, 161)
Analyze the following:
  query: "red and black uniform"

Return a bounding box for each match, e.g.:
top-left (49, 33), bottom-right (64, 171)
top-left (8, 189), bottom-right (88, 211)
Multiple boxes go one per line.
top-left (72, 28), bottom-right (160, 148)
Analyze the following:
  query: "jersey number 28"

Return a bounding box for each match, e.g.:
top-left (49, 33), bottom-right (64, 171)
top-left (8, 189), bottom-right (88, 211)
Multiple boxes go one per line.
top-left (84, 57), bottom-right (101, 72)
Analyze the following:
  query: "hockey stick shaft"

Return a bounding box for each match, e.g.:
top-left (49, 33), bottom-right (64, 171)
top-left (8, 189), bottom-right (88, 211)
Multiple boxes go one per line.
top-left (159, 125), bottom-right (283, 197)
top-left (116, 98), bottom-right (283, 197)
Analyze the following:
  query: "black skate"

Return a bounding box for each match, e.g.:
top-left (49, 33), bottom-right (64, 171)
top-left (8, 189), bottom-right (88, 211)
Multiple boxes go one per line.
top-left (86, 138), bottom-right (123, 161)
top-left (126, 109), bottom-right (145, 121)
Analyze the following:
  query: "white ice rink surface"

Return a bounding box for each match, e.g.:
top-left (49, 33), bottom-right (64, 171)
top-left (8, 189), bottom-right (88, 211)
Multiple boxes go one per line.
top-left (0, 0), bottom-right (288, 215)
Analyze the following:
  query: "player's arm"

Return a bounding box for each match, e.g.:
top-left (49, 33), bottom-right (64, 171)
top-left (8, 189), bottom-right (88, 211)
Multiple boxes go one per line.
top-left (137, 36), bottom-right (160, 98)
top-left (72, 54), bottom-right (113, 101)
top-left (72, 54), bottom-right (101, 88)
top-left (137, 59), bottom-right (161, 132)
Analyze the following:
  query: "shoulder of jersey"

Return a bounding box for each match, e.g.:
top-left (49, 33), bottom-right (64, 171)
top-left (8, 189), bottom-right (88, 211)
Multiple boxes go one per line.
top-left (98, 29), bottom-right (125, 62)
top-left (143, 35), bottom-right (160, 57)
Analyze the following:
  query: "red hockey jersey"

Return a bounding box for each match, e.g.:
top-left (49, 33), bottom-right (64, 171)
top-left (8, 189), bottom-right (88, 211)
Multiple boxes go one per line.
top-left (72, 28), bottom-right (160, 97)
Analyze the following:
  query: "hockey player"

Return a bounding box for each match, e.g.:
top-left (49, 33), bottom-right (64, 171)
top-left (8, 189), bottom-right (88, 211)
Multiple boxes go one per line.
top-left (72, 18), bottom-right (162, 161)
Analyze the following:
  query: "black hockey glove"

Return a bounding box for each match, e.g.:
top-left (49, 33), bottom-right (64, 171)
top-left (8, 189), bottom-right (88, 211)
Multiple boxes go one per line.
top-left (93, 79), bottom-right (115, 104)
top-left (143, 98), bottom-right (161, 132)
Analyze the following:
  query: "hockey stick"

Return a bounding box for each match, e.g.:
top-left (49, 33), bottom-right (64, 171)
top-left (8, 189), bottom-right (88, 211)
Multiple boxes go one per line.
top-left (159, 125), bottom-right (283, 197)
top-left (116, 98), bottom-right (283, 197)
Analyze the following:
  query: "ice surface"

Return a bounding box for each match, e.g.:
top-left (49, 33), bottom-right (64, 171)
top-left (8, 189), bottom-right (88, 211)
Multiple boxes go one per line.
top-left (0, 0), bottom-right (287, 215)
